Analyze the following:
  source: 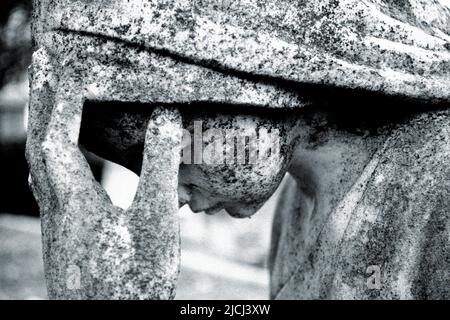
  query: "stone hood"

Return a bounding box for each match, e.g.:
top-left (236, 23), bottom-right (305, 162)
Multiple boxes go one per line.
top-left (33, 0), bottom-right (450, 104)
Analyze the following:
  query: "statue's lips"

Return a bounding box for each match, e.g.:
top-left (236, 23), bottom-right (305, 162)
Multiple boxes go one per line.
top-left (38, 0), bottom-right (450, 103)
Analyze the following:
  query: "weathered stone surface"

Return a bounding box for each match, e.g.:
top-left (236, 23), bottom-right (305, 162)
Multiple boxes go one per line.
top-left (27, 50), bottom-right (184, 298)
top-left (31, 32), bottom-right (305, 109)
top-left (32, 0), bottom-right (450, 103)
top-left (27, 0), bottom-right (450, 301)
top-left (270, 109), bottom-right (450, 299)
top-left (0, 214), bottom-right (269, 300)
top-left (27, 0), bottom-right (307, 300)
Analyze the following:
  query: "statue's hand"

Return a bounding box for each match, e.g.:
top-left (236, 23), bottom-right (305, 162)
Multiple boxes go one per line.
top-left (27, 60), bottom-right (182, 299)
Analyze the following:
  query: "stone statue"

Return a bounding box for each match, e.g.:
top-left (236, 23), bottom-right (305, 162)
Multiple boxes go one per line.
top-left (27, 0), bottom-right (449, 299)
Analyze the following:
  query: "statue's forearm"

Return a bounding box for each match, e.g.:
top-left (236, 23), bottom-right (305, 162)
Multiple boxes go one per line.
top-left (27, 48), bottom-right (183, 299)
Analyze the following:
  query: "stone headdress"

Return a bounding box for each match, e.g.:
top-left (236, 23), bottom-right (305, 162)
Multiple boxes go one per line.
top-left (32, 0), bottom-right (449, 104)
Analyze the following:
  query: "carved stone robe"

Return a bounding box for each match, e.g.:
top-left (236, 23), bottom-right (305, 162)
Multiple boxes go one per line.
top-left (270, 110), bottom-right (450, 299)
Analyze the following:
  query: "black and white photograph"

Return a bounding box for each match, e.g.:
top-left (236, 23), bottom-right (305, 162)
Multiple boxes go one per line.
top-left (0, 0), bottom-right (449, 307)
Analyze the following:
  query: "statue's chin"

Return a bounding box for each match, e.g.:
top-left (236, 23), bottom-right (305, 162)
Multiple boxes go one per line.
top-left (224, 204), bottom-right (262, 219)
top-left (182, 198), bottom-right (261, 218)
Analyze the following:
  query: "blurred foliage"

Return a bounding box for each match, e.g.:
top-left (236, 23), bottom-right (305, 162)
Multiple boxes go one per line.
top-left (0, 0), bottom-right (31, 24)
top-left (0, 0), bottom-right (32, 87)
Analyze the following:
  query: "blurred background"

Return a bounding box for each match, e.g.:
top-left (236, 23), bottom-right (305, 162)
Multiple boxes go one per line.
top-left (0, 1), bottom-right (279, 299)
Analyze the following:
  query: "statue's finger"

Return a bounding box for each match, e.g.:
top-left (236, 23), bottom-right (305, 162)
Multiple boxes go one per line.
top-left (42, 85), bottom-right (111, 207)
top-left (130, 106), bottom-right (182, 214)
top-left (25, 48), bottom-right (70, 214)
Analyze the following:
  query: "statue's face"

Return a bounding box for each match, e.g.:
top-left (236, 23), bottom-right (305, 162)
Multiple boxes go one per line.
top-left (178, 111), bottom-right (299, 218)
top-left (80, 105), bottom-right (300, 218)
